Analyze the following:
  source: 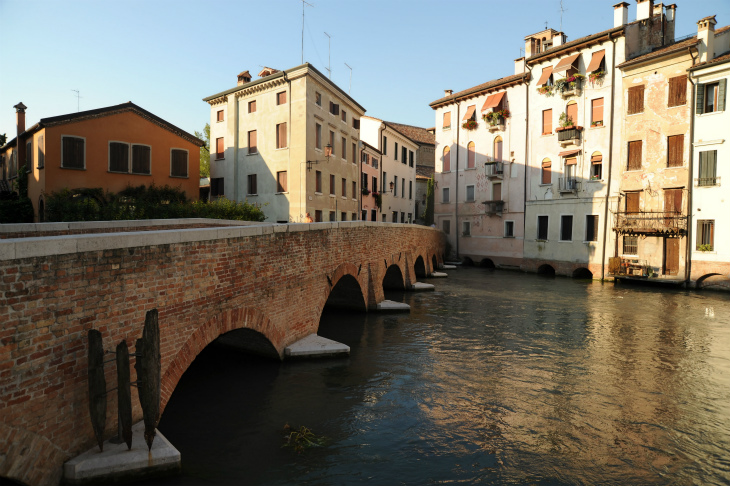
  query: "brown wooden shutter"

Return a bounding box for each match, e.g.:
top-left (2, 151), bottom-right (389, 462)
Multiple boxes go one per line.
top-left (493, 183), bottom-right (502, 201)
top-left (541, 160), bottom-right (552, 184)
top-left (668, 76), bottom-right (687, 107)
top-left (217, 110), bottom-right (224, 122)
top-left (249, 130), bottom-right (257, 153)
top-left (664, 238), bottom-right (679, 275)
top-left (216, 137), bottom-right (224, 158)
top-left (667, 135), bottom-right (683, 167)
top-left (591, 98), bottom-right (604, 124)
top-left (443, 112), bottom-right (451, 128)
top-left (279, 123), bottom-right (287, 148)
top-left (626, 192), bottom-right (640, 213)
top-left (566, 103), bottom-right (578, 126)
top-left (628, 141), bottom-right (642, 171)
top-left (628, 85), bottom-right (645, 114)
top-left (443, 147), bottom-right (450, 171)
top-left (277, 91), bottom-right (287, 104)
top-left (249, 100), bottom-right (256, 113)
top-left (664, 189), bottom-right (682, 213)
top-left (277, 171), bottom-right (287, 192)
top-left (542, 109), bottom-right (552, 134)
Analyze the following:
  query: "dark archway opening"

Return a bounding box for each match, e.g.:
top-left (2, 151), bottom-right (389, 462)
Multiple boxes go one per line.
top-left (414, 256), bottom-right (427, 278)
top-left (383, 265), bottom-right (405, 291)
top-left (462, 257), bottom-right (475, 267)
top-left (0, 477), bottom-right (27, 486)
top-left (213, 328), bottom-right (280, 360)
top-left (696, 273), bottom-right (726, 289)
top-left (324, 274), bottom-right (366, 312)
top-left (537, 264), bottom-right (556, 277)
top-left (572, 268), bottom-right (593, 279)
top-left (432, 255), bottom-right (438, 272)
top-left (38, 198), bottom-right (45, 223)
top-left (479, 258), bottom-right (496, 269)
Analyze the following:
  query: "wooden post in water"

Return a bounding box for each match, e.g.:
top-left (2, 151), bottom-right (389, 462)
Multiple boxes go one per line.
top-left (135, 309), bottom-right (161, 451)
top-left (116, 340), bottom-right (133, 450)
top-left (87, 330), bottom-right (107, 452)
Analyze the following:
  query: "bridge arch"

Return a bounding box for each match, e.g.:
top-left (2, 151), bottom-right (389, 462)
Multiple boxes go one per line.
top-left (383, 264), bottom-right (406, 290)
top-left (414, 255), bottom-right (427, 278)
top-left (323, 263), bottom-right (367, 312)
top-left (572, 267), bottom-right (593, 279)
top-left (696, 273), bottom-right (724, 289)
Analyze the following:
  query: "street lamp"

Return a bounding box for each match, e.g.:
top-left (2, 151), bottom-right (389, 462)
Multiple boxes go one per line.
top-left (306, 143), bottom-right (332, 171)
top-left (381, 181), bottom-right (395, 193)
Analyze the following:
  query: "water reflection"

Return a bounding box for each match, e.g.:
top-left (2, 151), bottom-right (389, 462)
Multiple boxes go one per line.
top-left (139, 269), bottom-right (730, 485)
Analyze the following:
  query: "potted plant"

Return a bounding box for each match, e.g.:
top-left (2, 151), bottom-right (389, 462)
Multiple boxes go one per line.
top-left (482, 109), bottom-right (511, 127)
top-left (361, 188), bottom-right (371, 196)
top-left (567, 74), bottom-right (585, 89)
top-left (591, 120), bottom-right (603, 127)
top-left (554, 77), bottom-right (568, 92)
top-left (537, 85), bottom-right (554, 96)
top-left (557, 112), bottom-right (575, 130)
top-left (462, 119), bottom-right (478, 130)
top-left (698, 243), bottom-right (713, 252)
top-left (589, 71), bottom-right (605, 84)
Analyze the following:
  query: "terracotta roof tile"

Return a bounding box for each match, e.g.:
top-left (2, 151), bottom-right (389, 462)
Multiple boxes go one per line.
top-left (429, 72), bottom-right (530, 108)
top-left (690, 50), bottom-right (730, 70)
top-left (617, 36), bottom-right (699, 68)
top-left (383, 122), bottom-right (435, 146)
top-left (416, 165), bottom-right (434, 179)
top-left (526, 26), bottom-right (624, 65)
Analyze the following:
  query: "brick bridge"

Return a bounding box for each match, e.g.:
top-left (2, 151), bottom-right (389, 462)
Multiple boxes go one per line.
top-left (0, 219), bottom-right (445, 486)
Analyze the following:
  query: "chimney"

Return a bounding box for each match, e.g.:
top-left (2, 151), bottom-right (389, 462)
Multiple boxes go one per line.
top-left (514, 57), bottom-right (525, 75)
top-left (652, 2), bottom-right (663, 16)
top-left (14, 102), bottom-right (27, 135)
top-left (697, 15), bottom-right (717, 63)
top-left (237, 70), bottom-right (252, 86)
top-left (553, 32), bottom-right (566, 47)
top-left (614, 3), bottom-right (629, 27)
top-left (444, 89), bottom-right (453, 97)
top-left (665, 4), bottom-right (676, 43)
top-left (636, 0), bottom-right (654, 21)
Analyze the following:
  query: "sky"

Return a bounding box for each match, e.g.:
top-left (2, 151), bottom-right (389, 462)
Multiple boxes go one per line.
top-left (1, 0), bottom-right (729, 141)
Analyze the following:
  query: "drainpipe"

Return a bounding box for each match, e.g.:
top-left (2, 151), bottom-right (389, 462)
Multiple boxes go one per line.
top-left (233, 94), bottom-right (240, 203)
top-left (685, 46), bottom-right (698, 286)
top-left (379, 122), bottom-right (386, 220)
top-left (524, 62), bottom-right (531, 252)
top-left (283, 71), bottom-right (292, 221)
top-left (453, 103), bottom-right (461, 258)
top-left (601, 32), bottom-right (617, 281)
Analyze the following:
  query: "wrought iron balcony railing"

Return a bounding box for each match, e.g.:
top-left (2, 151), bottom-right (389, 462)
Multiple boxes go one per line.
top-left (558, 177), bottom-right (579, 193)
top-left (695, 176), bottom-right (720, 187)
top-left (614, 211), bottom-right (687, 235)
top-left (483, 200), bottom-right (505, 215)
top-left (485, 161), bottom-right (504, 178)
top-left (557, 127), bottom-right (582, 142)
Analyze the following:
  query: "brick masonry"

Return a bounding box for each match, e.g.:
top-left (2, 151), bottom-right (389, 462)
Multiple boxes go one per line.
top-left (0, 222), bottom-right (444, 485)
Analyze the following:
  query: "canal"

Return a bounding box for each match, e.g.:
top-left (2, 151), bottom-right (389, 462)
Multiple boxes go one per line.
top-left (140, 268), bottom-right (730, 485)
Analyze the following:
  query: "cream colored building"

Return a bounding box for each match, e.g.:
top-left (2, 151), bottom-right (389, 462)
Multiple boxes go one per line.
top-left (360, 116), bottom-right (418, 223)
top-left (360, 141), bottom-right (381, 222)
top-left (204, 64), bottom-right (365, 222)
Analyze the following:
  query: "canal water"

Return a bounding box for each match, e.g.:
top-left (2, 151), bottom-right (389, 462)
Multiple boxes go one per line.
top-left (141, 269), bottom-right (730, 485)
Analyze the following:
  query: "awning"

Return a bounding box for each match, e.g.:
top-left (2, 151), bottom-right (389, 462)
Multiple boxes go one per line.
top-left (536, 66), bottom-right (553, 86)
top-left (559, 149), bottom-right (581, 157)
top-left (565, 157), bottom-right (577, 166)
top-left (591, 154), bottom-right (603, 163)
top-left (482, 92), bottom-right (506, 111)
top-left (462, 105), bottom-right (476, 121)
top-left (553, 52), bottom-right (581, 74)
top-left (586, 50), bottom-right (605, 73)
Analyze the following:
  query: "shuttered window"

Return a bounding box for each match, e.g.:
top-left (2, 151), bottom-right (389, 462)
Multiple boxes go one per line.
top-left (277, 171), bottom-right (287, 192)
top-left (341, 178), bottom-right (346, 197)
top-left (591, 98), bottom-right (604, 124)
top-left (542, 109), bottom-right (552, 134)
top-left (493, 183), bottom-right (502, 201)
top-left (668, 76), bottom-right (687, 107)
top-left (315, 171), bottom-right (322, 193)
top-left (37, 135), bottom-right (44, 169)
top-left (627, 140), bottom-right (642, 171)
top-left (216, 137), bottom-right (224, 159)
top-left (330, 174), bottom-right (336, 195)
top-left (353, 142), bottom-right (357, 164)
top-left (625, 192), bottom-right (640, 213)
top-left (664, 189), bottom-right (682, 215)
top-left (467, 142), bottom-right (475, 168)
top-left (443, 112), bottom-right (451, 129)
top-left (443, 146), bottom-right (451, 172)
top-left (628, 85), bottom-right (645, 114)
top-left (277, 91), bottom-right (287, 105)
top-left (494, 137), bottom-right (503, 161)
top-left (109, 142), bottom-right (129, 172)
top-left (541, 159), bottom-right (552, 184)
top-left (697, 220), bottom-right (715, 250)
top-left (276, 123), bottom-right (287, 149)
top-left (132, 145), bottom-right (151, 174)
top-left (353, 181), bottom-right (357, 199)
top-left (698, 150), bottom-right (718, 186)
top-left (248, 174), bottom-right (258, 195)
top-left (698, 81), bottom-right (726, 114)
top-left (585, 215), bottom-right (598, 241)
top-left (565, 102), bottom-right (578, 126)
top-left (666, 135), bottom-right (683, 167)
top-left (217, 110), bottom-right (224, 122)
top-left (315, 123), bottom-right (322, 149)
top-left (170, 149), bottom-right (188, 177)
top-left (442, 187), bottom-right (450, 203)
top-left (62, 136), bottom-right (85, 169)
top-left (329, 101), bottom-right (339, 115)
top-left (248, 100), bottom-right (256, 113)
top-left (344, 137), bottom-right (349, 159)
top-left (248, 130), bottom-right (257, 154)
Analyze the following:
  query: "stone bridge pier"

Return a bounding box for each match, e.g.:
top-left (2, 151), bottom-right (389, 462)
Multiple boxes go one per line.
top-left (0, 219), bottom-right (444, 485)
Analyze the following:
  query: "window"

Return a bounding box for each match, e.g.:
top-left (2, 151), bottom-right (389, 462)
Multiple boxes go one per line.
top-left (342, 137), bottom-right (346, 159)
top-left (443, 146), bottom-right (451, 172)
top-left (409, 151), bottom-right (414, 167)
top-left (394, 142), bottom-right (398, 160)
top-left (329, 211), bottom-right (336, 222)
top-left (627, 140), bottom-right (642, 171)
top-left (565, 102), bottom-right (578, 126)
top-left (560, 215), bottom-right (573, 241)
top-left (341, 178), bottom-right (346, 197)
top-left (25, 141), bottom-right (32, 169)
top-left (402, 146), bottom-right (407, 165)
top-left (443, 112), bottom-right (451, 129)
top-left (585, 215), bottom-right (598, 241)
top-left (462, 221), bottom-right (471, 236)
top-left (276, 123), bottom-right (287, 149)
top-left (383, 172), bottom-right (387, 191)
top-left (383, 136), bottom-right (388, 155)
top-left (668, 76), bottom-right (687, 107)
top-left (248, 100), bottom-right (256, 113)
top-left (132, 145), bottom-right (151, 174)
top-left (666, 135), bottom-right (683, 168)
top-left (664, 188), bottom-right (682, 214)
top-left (37, 135), bottom-right (44, 169)
top-left (537, 216), bottom-right (549, 240)
top-left (466, 185), bottom-right (475, 202)
top-left (329, 101), bottom-right (339, 115)
top-left (277, 91), bottom-right (287, 105)
top-left (541, 158), bottom-right (551, 184)
top-left (352, 181), bottom-right (356, 199)
top-left (216, 137), bottom-right (224, 159)
top-left (352, 212), bottom-right (357, 221)
top-left (493, 183), bottom-right (502, 201)
top-left (315, 92), bottom-right (322, 106)
top-left (371, 209), bottom-right (377, 221)
top-left (542, 109), bottom-right (552, 135)
top-left (591, 98), bottom-right (604, 126)
top-left (443, 187), bottom-right (450, 203)
top-left (330, 131), bottom-right (335, 156)
top-left (315, 210), bottom-right (322, 222)
top-left (467, 141), bottom-right (475, 168)
top-left (591, 153), bottom-right (602, 180)
top-left (109, 142), bottom-right (129, 172)
top-left (505, 221), bottom-right (514, 237)
top-left (217, 110), bottom-right (224, 122)
top-left (628, 85), bottom-right (645, 114)
top-left (623, 235), bottom-right (638, 255)
top-left (401, 179), bottom-right (405, 198)
top-left (697, 220), bottom-right (715, 250)
top-left (443, 220), bottom-right (451, 234)
top-left (394, 176), bottom-right (398, 196)
top-left (401, 212), bottom-right (405, 223)
top-left (330, 174), bottom-right (336, 195)
top-left (341, 212), bottom-right (347, 221)
top-left (211, 177), bottom-right (224, 197)
top-left (625, 191), bottom-right (640, 213)
top-left (409, 181), bottom-right (412, 199)
top-left (494, 137), bottom-right (503, 162)
top-left (372, 176), bottom-right (377, 192)
top-left (248, 130), bottom-right (257, 154)
top-left (353, 118), bottom-right (360, 129)
top-left (352, 142), bottom-right (357, 164)
top-left (341, 109), bottom-right (347, 122)
top-left (277, 171), bottom-right (287, 192)
top-left (698, 81), bottom-right (726, 114)
top-left (315, 123), bottom-right (322, 149)
top-left (170, 149), bottom-right (188, 177)
top-left (315, 170), bottom-right (322, 193)
top-left (62, 136), bottom-right (85, 169)
top-left (698, 150), bottom-right (718, 186)
top-left (372, 157), bottom-right (378, 169)
top-left (362, 172), bottom-right (368, 190)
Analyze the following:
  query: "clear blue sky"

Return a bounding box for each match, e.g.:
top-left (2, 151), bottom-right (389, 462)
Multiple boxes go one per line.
top-left (1, 0), bottom-right (728, 140)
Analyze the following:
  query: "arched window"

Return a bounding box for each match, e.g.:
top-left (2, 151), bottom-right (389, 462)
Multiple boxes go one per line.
top-left (541, 158), bottom-right (552, 185)
top-left (565, 101), bottom-right (578, 127)
top-left (443, 146), bottom-right (451, 172)
top-left (467, 142), bottom-right (475, 169)
top-left (493, 136), bottom-right (503, 162)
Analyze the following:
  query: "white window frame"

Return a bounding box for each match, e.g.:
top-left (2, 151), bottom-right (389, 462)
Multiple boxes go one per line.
top-left (108, 140), bottom-right (131, 173)
top-left (442, 187), bottom-right (450, 203)
top-left (465, 184), bottom-right (475, 202)
top-left (504, 220), bottom-right (515, 238)
top-left (61, 134), bottom-right (86, 170)
top-left (584, 214), bottom-right (599, 242)
top-left (170, 147), bottom-right (189, 178)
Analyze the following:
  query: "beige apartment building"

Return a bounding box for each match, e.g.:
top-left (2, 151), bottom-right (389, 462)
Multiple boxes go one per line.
top-left (204, 64), bottom-right (365, 222)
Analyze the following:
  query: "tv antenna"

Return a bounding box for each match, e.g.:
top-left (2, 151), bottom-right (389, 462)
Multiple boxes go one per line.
top-left (324, 31), bottom-right (331, 79)
top-left (344, 62), bottom-right (352, 94)
top-left (559, 0), bottom-right (567, 32)
top-left (71, 89), bottom-right (82, 112)
top-left (300, 0), bottom-right (313, 64)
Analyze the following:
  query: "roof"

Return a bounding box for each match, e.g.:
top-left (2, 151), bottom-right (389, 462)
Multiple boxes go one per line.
top-left (361, 140), bottom-right (381, 154)
top-left (203, 63), bottom-right (366, 113)
top-left (526, 26), bottom-right (624, 65)
top-left (689, 50), bottom-right (730, 71)
top-left (383, 122), bottom-right (435, 146)
top-left (617, 36), bottom-right (699, 68)
top-left (1, 102), bottom-right (204, 151)
top-left (416, 165), bottom-right (434, 180)
top-left (429, 72), bottom-right (530, 108)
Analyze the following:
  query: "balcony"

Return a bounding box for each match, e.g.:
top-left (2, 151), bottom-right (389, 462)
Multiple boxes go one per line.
top-left (558, 177), bottom-right (579, 194)
top-left (695, 176), bottom-right (720, 187)
top-left (487, 121), bottom-right (505, 133)
top-left (483, 200), bottom-right (505, 216)
top-left (614, 211), bottom-right (687, 236)
top-left (485, 161), bottom-right (504, 179)
top-left (557, 126), bottom-right (582, 147)
top-left (559, 77), bottom-right (584, 99)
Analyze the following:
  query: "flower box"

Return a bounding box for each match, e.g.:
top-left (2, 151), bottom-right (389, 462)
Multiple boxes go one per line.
top-left (462, 120), bottom-right (478, 131)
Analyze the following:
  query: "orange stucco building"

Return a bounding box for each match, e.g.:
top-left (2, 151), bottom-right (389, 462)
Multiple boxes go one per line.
top-left (0, 102), bottom-right (204, 221)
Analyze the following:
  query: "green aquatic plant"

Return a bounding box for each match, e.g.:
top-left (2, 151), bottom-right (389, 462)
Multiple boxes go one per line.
top-left (282, 424), bottom-right (327, 453)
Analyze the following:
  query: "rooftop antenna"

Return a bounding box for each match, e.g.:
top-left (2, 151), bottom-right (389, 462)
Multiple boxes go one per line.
top-left (559, 0), bottom-right (567, 33)
top-left (300, 0), bottom-right (313, 64)
top-left (71, 89), bottom-right (81, 112)
top-left (344, 62), bottom-right (352, 94)
top-left (324, 31), bottom-right (331, 79)
top-left (544, 21), bottom-right (548, 30)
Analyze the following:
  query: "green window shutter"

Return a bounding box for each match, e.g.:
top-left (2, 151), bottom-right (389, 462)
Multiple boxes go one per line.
top-left (718, 79), bottom-right (727, 112)
top-left (696, 83), bottom-right (705, 114)
top-left (699, 151), bottom-right (708, 179)
top-left (710, 150), bottom-right (717, 178)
